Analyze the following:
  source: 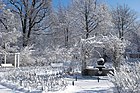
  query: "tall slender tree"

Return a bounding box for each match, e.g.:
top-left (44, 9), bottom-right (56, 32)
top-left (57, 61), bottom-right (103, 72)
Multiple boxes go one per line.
top-left (71, 0), bottom-right (100, 39)
top-left (111, 4), bottom-right (137, 40)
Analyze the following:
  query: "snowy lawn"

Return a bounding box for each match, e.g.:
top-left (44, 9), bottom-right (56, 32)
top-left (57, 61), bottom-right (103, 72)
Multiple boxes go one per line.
top-left (0, 67), bottom-right (114, 93)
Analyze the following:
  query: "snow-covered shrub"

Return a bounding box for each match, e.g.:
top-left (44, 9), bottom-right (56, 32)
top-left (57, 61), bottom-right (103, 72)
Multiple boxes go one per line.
top-left (19, 46), bottom-right (35, 66)
top-left (0, 67), bottom-right (67, 92)
top-left (108, 62), bottom-right (140, 93)
top-left (43, 47), bottom-right (73, 67)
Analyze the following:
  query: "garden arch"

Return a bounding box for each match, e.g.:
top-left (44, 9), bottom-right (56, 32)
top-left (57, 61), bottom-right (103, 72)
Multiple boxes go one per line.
top-left (0, 53), bottom-right (20, 68)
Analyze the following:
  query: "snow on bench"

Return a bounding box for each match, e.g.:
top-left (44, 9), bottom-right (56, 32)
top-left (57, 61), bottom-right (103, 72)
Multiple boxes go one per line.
top-left (1, 64), bottom-right (13, 67)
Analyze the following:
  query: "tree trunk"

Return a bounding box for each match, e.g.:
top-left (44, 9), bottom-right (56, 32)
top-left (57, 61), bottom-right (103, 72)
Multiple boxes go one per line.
top-left (65, 27), bottom-right (69, 48)
top-left (22, 13), bottom-right (28, 47)
top-left (23, 33), bottom-right (27, 47)
top-left (81, 44), bottom-right (87, 75)
top-left (82, 11), bottom-right (89, 75)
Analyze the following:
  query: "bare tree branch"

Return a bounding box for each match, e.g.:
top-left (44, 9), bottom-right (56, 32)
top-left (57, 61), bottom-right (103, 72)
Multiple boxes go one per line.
top-left (8, 0), bottom-right (52, 46)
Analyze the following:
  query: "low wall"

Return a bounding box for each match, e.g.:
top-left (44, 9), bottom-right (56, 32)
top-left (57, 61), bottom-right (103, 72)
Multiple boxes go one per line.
top-left (83, 68), bottom-right (114, 76)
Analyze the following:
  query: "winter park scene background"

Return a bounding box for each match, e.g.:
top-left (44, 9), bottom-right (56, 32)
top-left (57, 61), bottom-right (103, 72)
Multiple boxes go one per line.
top-left (0, 0), bottom-right (140, 93)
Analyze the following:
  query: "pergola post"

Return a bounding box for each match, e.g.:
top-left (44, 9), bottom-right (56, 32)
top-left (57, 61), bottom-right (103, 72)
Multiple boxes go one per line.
top-left (17, 53), bottom-right (20, 68)
top-left (4, 54), bottom-right (6, 64)
top-left (15, 54), bottom-right (17, 68)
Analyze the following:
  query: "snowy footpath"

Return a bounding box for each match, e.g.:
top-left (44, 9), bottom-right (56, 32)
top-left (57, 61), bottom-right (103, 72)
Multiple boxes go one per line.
top-left (48, 77), bottom-right (114, 93)
top-left (0, 84), bottom-right (13, 93)
top-left (0, 83), bottom-right (26, 93)
top-left (0, 77), bottom-right (114, 93)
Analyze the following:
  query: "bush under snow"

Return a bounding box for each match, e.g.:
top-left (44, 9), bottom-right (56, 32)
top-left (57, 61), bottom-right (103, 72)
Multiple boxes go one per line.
top-left (108, 62), bottom-right (140, 93)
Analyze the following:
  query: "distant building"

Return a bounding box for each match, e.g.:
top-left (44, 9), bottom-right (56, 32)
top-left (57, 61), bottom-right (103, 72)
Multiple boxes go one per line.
top-left (126, 52), bottom-right (140, 62)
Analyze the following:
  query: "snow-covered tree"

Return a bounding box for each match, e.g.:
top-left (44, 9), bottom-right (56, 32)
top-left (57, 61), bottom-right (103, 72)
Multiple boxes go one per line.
top-left (55, 5), bottom-right (70, 48)
top-left (68, 0), bottom-right (112, 74)
top-left (70, 0), bottom-right (100, 39)
top-left (8, 0), bottom-right (52, 46)
top-left (68, 0), bottom-right (112, 37)
top-left (0, 1), bottom-right (21, 53)
top-left (111, 4), bottom-right (137, 40)
top-left (97, 3), bottom-right (112, 35)
top-left (102, 35), bottom-right (128, 69)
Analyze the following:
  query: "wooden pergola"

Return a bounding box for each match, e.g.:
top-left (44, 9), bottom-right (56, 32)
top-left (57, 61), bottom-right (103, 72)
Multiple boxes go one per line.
top-left (0, 53), bottom-right (20, 68)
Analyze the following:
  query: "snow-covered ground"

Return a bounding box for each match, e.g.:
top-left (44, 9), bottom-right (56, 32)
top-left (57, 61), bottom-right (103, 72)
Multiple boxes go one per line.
top-left (0, 76), bottom-right (114, 93)
top-left (0, 84), bottom-right (14, 93)
top-left (48, 77), bottom-right (114, 93)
